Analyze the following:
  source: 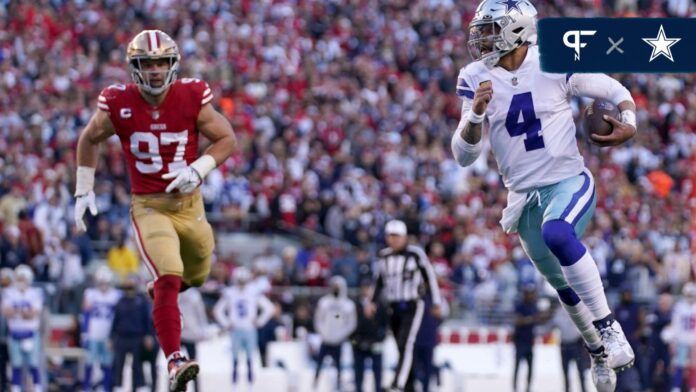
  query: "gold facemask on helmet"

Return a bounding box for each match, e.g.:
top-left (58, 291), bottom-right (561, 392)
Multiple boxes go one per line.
top-left (126, 30), bottom-right (181, 95)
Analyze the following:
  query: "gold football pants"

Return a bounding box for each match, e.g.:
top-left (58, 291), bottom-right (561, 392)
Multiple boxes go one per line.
top-left (130, 190), bottom-right (214, 286)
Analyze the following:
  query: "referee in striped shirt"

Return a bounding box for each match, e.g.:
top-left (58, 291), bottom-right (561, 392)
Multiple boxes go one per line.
top-left (366, 220), bottom-right (442, 392)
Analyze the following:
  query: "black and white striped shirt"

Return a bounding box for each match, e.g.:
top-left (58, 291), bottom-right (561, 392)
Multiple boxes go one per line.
top-left (372, 245), bottom-right (441, 305)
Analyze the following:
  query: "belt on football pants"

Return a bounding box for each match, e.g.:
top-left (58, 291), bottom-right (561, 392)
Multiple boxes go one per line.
top-left (132, 189), bottom-right (201, 212)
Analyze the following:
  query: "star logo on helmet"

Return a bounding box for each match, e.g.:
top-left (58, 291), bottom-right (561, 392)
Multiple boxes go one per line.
top-left (497, 0), bottom-right (522, 13)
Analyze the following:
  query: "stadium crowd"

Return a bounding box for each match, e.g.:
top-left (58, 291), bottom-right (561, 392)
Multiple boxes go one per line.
top-left (0, 0), bottom-right (694, 391)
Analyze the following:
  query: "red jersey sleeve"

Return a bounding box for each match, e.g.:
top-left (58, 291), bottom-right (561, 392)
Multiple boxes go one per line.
top-left (97, 84), bottom-right (128, 114)
top-left (180, 78), bottom-right (213, 114)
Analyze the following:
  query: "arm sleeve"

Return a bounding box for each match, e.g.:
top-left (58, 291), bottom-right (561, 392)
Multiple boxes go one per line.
top-left (413, 247), bottom-right (442, 305)
top-left (313, 299), bottom-right (325, 335)
top-left (346, 301), bottom-right (358, 336)
top-left (212, 294), bottom-right (228, 328)
top-left (566, 73), bottom-right (634, 106)
top-left (451, 67), bottom-right (483, 167)
top-left (450, 98), bottom-right (483, 167)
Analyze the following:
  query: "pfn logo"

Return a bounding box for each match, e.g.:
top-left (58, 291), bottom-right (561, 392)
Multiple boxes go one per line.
top-left (563, 30), bottom-right (597, 61)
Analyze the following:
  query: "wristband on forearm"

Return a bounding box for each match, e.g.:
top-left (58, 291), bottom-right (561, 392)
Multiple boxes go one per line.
top-left (189, 154), bottom-right (217, 180)
top-left (468, 111), bottom-right (485, 124)
top-left (620, 110), bottom-right (637, 128)
top-left (75, 166), bottom-right (95, 196)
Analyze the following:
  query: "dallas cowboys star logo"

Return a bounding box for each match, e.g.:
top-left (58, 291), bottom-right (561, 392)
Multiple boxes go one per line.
top-left (497, 0), bottom-right (522, 13)
top-left (642, 25), bottom-right (681, 62)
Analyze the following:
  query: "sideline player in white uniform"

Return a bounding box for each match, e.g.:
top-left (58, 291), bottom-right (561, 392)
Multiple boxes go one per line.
top-left (82, 266), bottom-right (121, 391)
top-left (1, 265), bottom-right (44, 392)
top-left (213, 267), bottom-right (274, 386)
top-left (666, 283), bottom-right (696, 391)
top-left (451, 1), bottom-right (636, 391)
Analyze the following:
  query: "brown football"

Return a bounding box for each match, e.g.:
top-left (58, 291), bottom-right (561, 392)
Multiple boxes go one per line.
top-left (584, 99), bottom-right (620, 137)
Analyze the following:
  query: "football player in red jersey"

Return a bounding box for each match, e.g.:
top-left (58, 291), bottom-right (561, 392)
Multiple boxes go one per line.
top-left (74, 30), bottom-right (236, 392)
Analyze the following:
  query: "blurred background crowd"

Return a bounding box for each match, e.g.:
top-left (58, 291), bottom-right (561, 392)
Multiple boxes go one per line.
top-left (0, 0), bottom-right (694, 391)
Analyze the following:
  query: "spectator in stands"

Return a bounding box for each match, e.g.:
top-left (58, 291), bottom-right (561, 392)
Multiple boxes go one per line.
top-left (549, 305), bottom-right (590, 392)
top-left (275, 246), bottom-right (304, 286)
top-left (252, 246), bottom-right (282, 278)
top-left (110, 276), bottom-right (153, 392)
top-left (69, 224), bottom-right (93, 267)
top-left (351, 281), bottom-right (387, 392)
top-left (512, 285), bottom-right (546, 392)
top-left (1, 265), bottom-right (43, 392)
top-left (0, 185), bottom-right (26, 227)
top-left (292, 301), bottom-right (314, 339)
top-left (16, 211), bottom-right (42, 262)
top-left (331, 248), bottom-right (358, 287)
top-left (313, 276), bottom-right (357, 390)
top-left (354, 249), bottom-right (374, 287)
top-left (0, 227), bottom-right (27, 270)
top-left (106, 234), bottom-right (138, 281)
top-left (0, 268), bottom-right (14, 392)
top-left (450, 253), bottom-right (482, 317)
top-left (180, 287), bottom-right (213, 392)
top-left (52, 239), bottom-right (85, 314)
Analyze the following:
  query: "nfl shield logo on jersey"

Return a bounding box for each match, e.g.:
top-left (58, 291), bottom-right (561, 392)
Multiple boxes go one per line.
top-left (152, 110), bottom-right (160, 120)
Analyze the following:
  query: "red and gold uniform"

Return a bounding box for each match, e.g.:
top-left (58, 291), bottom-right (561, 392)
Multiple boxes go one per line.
top-left (97, 80), bottom-right (215, 284)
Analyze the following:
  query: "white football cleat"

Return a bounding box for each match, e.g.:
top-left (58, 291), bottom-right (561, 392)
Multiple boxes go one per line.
top-left (596, 319), bottom-right (635, 371)
top-left (588, 346), bottom-right (617, 392)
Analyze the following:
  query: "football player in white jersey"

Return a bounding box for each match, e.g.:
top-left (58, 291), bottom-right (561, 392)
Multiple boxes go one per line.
top-left (213, 267), bottom-right (274, 386)
top-left (451, 1), bottom-right (636, 391)
top-left (667, 283), bottom-right (696, 391)
top-left (1, 265), bottom-right (43, 392)
top-left (82, 266), bottom-right (121, 391)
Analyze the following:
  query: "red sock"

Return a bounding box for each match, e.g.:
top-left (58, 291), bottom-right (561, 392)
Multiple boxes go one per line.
top-left (153, 275), bottom-right (182, 359)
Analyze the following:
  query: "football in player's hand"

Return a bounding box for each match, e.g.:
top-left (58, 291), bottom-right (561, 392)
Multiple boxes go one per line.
top-left (584, 99), bottom-right (620, 137)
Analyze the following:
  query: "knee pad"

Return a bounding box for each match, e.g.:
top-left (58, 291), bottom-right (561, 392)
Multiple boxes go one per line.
top-left (542, 220), bottom-right (586, 265)
top-left (541, 220), bottom-right (575, 250)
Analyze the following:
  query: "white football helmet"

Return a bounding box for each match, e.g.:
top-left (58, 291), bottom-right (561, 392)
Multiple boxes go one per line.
top-left (683, 282), bottom-right (696, 303)
top-left (468, 0), bottom-right (538, 69)
top-left (233, 267), bottom-right (251, 286)
top-left (14, 265), bottom-right (34, 286)
top-left (94, 265), bottom-right (114, 286)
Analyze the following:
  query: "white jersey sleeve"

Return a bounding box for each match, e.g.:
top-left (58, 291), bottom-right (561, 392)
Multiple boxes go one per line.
top-left (565, 73), bottom-right (633, 106)
top-left (451, 69), bottom-right (484, 167)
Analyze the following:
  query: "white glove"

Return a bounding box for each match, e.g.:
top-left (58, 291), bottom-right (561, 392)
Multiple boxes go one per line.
top-left (74, 191), bottom-right (97, 232)
top-left (162, 167), bottom-right (202, 193)
top-left (162, 155), bottom-right (217, 194)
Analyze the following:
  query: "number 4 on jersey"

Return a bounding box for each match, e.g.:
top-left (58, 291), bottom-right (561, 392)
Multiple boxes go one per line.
top-left (505, 92), bottom-right (545, 152)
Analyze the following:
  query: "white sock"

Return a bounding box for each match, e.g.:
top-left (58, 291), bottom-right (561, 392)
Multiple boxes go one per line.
top-left (559, 297), bottom-right (602, 350)
top-left (561, 251), bottom-right (611, 320)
